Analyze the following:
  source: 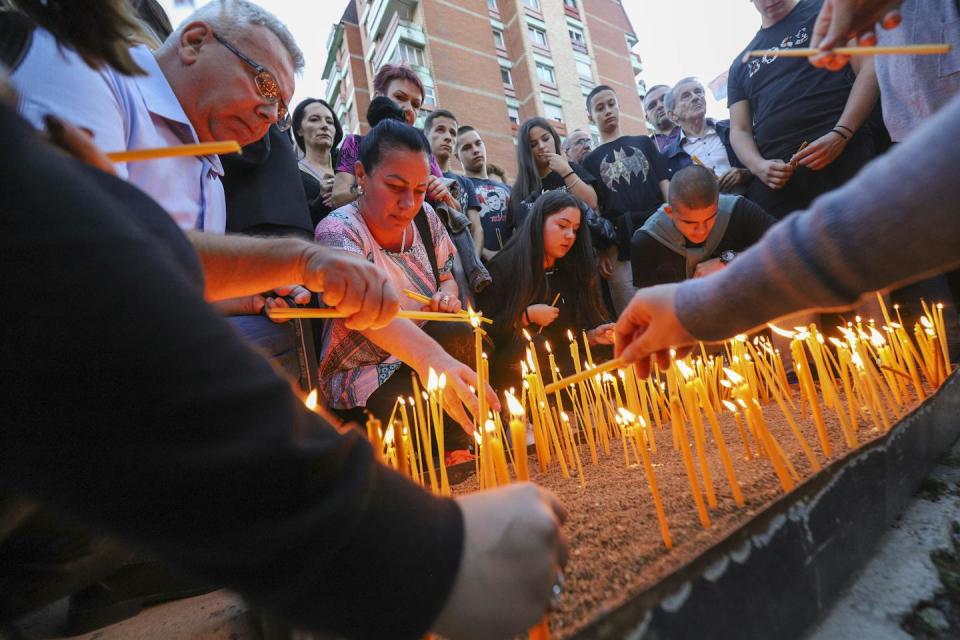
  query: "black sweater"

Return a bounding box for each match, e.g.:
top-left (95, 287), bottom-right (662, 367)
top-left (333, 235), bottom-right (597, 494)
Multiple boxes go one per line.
top-left (631, 197), bottom-right (775, 289)
top-left (0, 104), bottom-right (461, 639)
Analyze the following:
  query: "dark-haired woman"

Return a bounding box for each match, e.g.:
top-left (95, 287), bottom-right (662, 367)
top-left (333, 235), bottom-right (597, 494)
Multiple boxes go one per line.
top-left (479, 191), bottom-right (614, 390)
top-left (315, 119), bottom-right (497, 444)
top-left (507, 117), bottom-right (598, 234)
top-left (330, 63), bottom-right (455, 210)
top-left (293, 98), bottom-right (342, 228)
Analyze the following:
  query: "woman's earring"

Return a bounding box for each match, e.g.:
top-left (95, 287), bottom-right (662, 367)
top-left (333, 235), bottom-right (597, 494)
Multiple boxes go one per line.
top-left (356, 184), bottom-right (364, 196)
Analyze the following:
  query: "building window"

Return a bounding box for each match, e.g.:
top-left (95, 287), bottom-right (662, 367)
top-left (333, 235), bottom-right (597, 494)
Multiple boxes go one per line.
top-left (545, 103), bottom-right (564, 123)
top-left (576, 59), bottom-right (593, 81)
top-left (569, 26), bottom-right (586, 50)
top-left (424, 85), bottom-right (437, 105)
top-left (528, 26), bottom-right (548, 48)
top-left (536, 62), bottom-right (556, 85)
top-left (493, 28), bottom-right (505, 49)
top-left (564, 0), bottom-right (577, 7)
top-left (523, 0), bottom-right (541, 10)
top-left (393, 42), bottom-right (425, 67)
top-left (507, 106), bottom-right (520, 125)
top-left (500, 66), bottom-right (513, 87)
top-left (488, 0), bottom-right (498, 9)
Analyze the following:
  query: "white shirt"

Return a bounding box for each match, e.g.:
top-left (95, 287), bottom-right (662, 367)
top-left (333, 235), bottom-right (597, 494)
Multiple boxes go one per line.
top-left (13, 29), bottom-right (226, 233)
top-left (680, 124), bottom-right (731, 176)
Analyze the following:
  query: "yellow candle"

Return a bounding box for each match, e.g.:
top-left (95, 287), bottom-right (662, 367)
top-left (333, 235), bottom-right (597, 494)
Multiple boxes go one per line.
top-left (506, 393), bottom-right (529, 481)
top-left (697, 380), bottom-right (743, 507)
top-left (670, 397), bottom-right (711, 529)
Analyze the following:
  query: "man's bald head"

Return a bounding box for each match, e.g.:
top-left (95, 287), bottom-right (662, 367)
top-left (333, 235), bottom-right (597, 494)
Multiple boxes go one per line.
top-left (668, 165), bottom-right (719, 211)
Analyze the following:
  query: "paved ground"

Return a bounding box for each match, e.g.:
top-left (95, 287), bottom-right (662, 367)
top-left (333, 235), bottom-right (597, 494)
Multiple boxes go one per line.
top-left (808, 441), bottom-right (960, 640)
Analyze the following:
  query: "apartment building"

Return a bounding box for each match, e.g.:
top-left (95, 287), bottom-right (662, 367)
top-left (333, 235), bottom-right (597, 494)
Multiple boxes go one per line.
top-left (323, 0), bottom-right (647, 178)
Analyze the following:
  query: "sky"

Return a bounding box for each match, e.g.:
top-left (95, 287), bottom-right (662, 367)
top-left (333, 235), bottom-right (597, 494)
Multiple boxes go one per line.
top-left (159, 0), bottom-right (765, 120)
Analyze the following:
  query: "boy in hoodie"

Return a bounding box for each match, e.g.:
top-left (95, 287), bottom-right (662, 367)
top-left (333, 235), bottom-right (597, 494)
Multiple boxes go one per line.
top-left (631, 166), bottom-right (775, 290)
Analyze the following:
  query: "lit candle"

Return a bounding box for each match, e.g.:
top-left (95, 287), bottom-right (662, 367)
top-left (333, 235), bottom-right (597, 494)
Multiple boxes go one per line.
top-left (696, 379), bottom-right (744, 507)
top-left (677, 361), bottom-right (717, 509)
top-left (722, 400), bottom-right (754, 460)
top-left (506, 392), bottom-right (529, 481)
top-left (470, 310), bottom-right (486, 433)
top-left (620, 409), bottom-right (672, 548)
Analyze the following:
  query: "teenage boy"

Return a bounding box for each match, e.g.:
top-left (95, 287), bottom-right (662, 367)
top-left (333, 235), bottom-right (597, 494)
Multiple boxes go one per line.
top-left (457, 125), bottom-right (512, 261)
top-left (583, 85), bottom-right (670, 314)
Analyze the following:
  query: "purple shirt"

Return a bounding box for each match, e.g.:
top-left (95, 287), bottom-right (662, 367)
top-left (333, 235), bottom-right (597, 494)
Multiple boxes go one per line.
top-left (337, 134), bottom-right (443, 179)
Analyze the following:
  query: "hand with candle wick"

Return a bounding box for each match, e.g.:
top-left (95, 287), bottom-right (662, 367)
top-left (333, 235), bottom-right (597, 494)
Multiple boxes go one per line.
top-left (301, 247), bottom-right (401, 330)
top-left (810, 0), bottom-right (904, 70)
top-left (587, 323), bottom-right (617, 346)
top-left (526, 304), bottom-right (560, 328)
top-left (614, 283), bottom-right (697, 378)
top-left (413, 353), bottom-right (500, 433)
top-left (790, 129), bottom-right (849, 171)
top-left (424, 284), bottom-right (463, 314)
top-left (432, 483), bottom-right (569, 640)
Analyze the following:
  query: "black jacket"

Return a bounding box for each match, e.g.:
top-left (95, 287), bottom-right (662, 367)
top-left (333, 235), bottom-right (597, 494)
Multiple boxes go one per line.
top-left (631, 196), bottom-right (775, 289)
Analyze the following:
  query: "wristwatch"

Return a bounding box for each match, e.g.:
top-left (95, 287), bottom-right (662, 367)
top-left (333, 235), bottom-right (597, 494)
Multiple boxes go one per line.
top-left (719, 250), bottom-right (737, 264)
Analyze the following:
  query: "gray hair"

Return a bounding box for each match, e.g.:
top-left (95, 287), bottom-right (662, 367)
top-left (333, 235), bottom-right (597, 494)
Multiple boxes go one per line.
top-left (172, 0), bottom-right (304, 73)
top-left (664, 76), bottom-right (701, 114)
top-left (561, 128), bottom-right (588, 153)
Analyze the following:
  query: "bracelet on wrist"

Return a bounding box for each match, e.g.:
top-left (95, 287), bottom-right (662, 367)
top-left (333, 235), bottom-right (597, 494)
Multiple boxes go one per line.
top-left (830, 128), bottom-right (850, 141)
top-left (835, 124), bottom-right (854, 135)
top-left (561, 170), bottom-right (576, 180)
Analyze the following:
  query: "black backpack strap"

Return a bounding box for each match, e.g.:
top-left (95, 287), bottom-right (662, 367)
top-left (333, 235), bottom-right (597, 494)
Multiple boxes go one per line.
top-left (414, 207), bottom-right (441, 287)
top-left (0, 11), bottom-right (35, 72)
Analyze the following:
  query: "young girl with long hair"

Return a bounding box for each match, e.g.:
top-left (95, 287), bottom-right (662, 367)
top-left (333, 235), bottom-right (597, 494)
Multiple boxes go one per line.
top-left (507, 117), bottom-right (598, 233)
top-left (478, 190), bottom-right (614, 389)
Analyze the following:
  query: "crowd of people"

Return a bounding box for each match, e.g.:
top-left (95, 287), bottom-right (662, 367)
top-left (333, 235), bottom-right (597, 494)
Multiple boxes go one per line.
top-left (1, 0), bottom-right (959, 638)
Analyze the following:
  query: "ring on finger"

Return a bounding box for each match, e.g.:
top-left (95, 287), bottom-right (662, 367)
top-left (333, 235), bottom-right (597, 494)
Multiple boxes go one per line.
top-left (548, 570), bottom-right (564, 610)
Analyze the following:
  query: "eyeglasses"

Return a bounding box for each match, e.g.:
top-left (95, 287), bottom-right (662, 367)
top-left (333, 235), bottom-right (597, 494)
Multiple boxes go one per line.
top-left (213, 32), bottom-right (290, 131)
top-left (573, 138), bottom-right (592, 148)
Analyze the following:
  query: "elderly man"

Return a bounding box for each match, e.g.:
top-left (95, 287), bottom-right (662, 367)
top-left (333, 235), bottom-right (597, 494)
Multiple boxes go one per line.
top-left (12, 0), bottom-right (299, 235)
top-left (562, 128), bottom-right (593, 165)
top-left (643, 84), bottom-right (680, 154)
top-left (661, 77), bottom-right (752, 192)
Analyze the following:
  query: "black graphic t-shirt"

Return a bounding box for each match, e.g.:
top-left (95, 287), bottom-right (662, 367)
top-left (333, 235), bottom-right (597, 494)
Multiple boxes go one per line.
top-left (583, 135), bottom-right (668, 255)
top-left (728, 0), bottom-right (858, 160)
top-left (470, 177), bottom-right (512, 252)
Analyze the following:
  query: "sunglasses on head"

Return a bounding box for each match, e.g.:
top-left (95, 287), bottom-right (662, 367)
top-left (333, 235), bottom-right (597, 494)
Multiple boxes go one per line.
top-left (213, 32), bottom-right (290, 131)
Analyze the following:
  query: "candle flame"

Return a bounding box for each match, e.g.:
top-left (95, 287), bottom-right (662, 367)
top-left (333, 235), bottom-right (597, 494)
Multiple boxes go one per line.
top-left (869, 327), bottom-right (886, 347)
top-left (720, 380), bottom-right (733, 389)
top-left (722, 400), bottom-right (738, 413)
top-left (618, 408), bottom-right (636, 422)
top-left (675, 359), bottom-right (695, 380)
top-left (438, 373), bottom-right (447, 389)
top-left (485, 419), bottom-right (496, 434)
top-left (735, 334), bottom-right (748, 343)
top-left (384, 425), bottom-right (395, 445)
top-left (505, 391), bottom-right (525, 417)
top-left (408, 396), bottom-right (415, 405)
top-left (304, 389), bottom-right (318, 411)
top-left (736, 399), bottom-right (748, 409)
top-left (521, 360), bottom-right (529, 377)
top-left (522, 328), bottom-right (533, 342)
top-left (829, 337), bottom-right (846, 349)
top-left (767, 323), bottom-right (796, 338)
top-left (545, 341), bottom-right (552, 354)
top-left (468, 307), bottom-right (480, 328)
top-left (567, 329), bottom-right (575, 342)
top-left (427, 367), bottom-right (439, 391)
top-left (560, 412), bottom-right (570, 422)
top-left (920, 315), bottom-right (934, 329)
top-left (851, 353), bottom-right (865, 370)
top-left (398, 396), bottom-right (406, 406)
top-left (723, 367), bottom-right (745, 384)
top-left (474, 430), bottom-right (482, 446)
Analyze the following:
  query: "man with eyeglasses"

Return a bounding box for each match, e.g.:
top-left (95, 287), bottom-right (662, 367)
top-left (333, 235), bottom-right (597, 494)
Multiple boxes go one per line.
top-left (11, 0), bottom-right (299, 236)
top-left (561, 129), bottom-right (593, 165)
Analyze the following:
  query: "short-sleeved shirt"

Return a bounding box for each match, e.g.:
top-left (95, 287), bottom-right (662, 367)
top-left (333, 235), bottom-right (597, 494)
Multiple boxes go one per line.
top-left (727, 0), bottom-right (858, 160)
top-left (444, 171), bottom-right (480, 214)
top-left (583, 135), bottom-right (668, 256)
top-left (12, 29), bottom-right (226, 233)
top-left (470, 178), bottom-right (513, 252)
top-left (337, 133), bottom-right (444, 179)
top-left (314, 203), bottom-right (456, 409)
top-left (510, 162), bottom-right (596, 232)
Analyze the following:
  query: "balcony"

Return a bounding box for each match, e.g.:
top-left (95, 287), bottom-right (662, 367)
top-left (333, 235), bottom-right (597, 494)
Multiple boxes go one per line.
top-left (367, 0), bottom-right (418, 42)
top-left (371, 11), bottom-right (426, 72)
